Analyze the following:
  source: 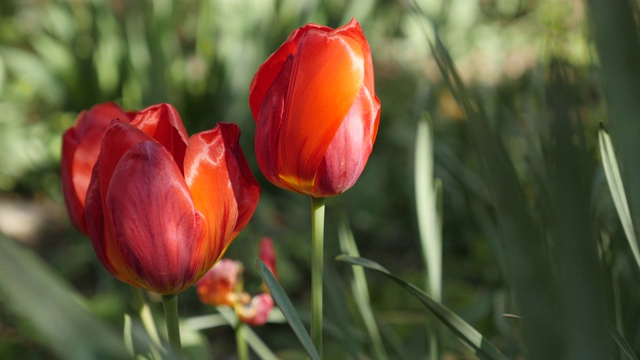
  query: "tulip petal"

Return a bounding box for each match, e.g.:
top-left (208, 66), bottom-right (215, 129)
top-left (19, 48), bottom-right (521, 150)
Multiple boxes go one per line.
top-left (249, 23), bottom-right (331, 120)
top-left (313, 85), bottom-right (381, 196)
top-left (85, 121), bottom-right (161, 287)
top-left (184, 123), bottom-right (260, 276)
top-left (105, 141), bottom-right (206, 294)
top-left (61, 128), bottom-right (85, 232)
top-left (131, 103), bottom-right (189, 171)
top-left (61, 103), bottom-right (132, 233)
top-left (277, 28), bottom-right (365, 193)
top-left (95, 121), bottom-right (156, 202)
top-left (254, 54), bottom-right (293, 189)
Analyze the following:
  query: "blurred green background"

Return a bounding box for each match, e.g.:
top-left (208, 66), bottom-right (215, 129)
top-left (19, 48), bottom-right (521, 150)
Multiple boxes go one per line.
top-left (1, 0), bottom-right (638, 358)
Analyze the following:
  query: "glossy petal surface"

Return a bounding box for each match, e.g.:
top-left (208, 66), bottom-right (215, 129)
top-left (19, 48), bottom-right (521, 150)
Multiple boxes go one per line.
top-left (251, 19), bottom-right (379, 197)
top-left (131, 103), bottom-right (189, 171)
top-left (185, 123), bottom-right (260, 276)
top-left (105, 141), bottom-right (206, 294)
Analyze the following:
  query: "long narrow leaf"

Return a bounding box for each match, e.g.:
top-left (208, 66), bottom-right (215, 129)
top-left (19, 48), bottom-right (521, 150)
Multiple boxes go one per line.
top-left (336, 255), bottom-right (508, 360)
top-left (338, 220), bottom-right (388, 360)
top-left (0, 235), bottom-right (129, 359)
top-left (608, 323), bottom-right (638, 360)
top-left (414, 114), bottom-right (443, 301)
top-left (585, 0), bottom-right (640, 243)
top-left (257, 259), bottom-right (320, 360)
top-left (599, 125), bottom-right (640, 271)
top-left (429, 34), bottom-right (562, 358)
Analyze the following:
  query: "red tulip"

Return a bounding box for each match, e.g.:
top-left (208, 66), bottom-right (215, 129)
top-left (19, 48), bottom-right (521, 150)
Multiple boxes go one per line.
top-left (61, 103), bottom-right (135, 234)
top-left (249, 18), bottom-right (380, 197)
top-left (84, 103), bottom-right (260, 295)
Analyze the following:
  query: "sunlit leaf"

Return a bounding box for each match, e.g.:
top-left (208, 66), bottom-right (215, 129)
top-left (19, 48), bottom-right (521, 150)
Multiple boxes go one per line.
top-left (599, 124), bottom-right (640, 271)
top-left (338, 220), bottom-right (388, 360)
top-left (257, 259), bottom-right (320, 360)
top-left (336, 255), bottom-right (508, 360)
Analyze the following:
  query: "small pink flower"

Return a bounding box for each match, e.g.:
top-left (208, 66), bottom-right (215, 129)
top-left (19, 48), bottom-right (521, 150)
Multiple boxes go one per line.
top-left (236, 293), bottom-right (274, 326)
top-left (196, 259), bottom-right (246, 307)
top-left (196, 238), bottom-right (278, 326)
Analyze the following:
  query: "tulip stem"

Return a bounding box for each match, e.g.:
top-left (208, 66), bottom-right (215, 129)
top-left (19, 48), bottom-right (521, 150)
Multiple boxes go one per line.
top-left (236, 321), bottom-right (249, 360)
top-left (311, 196), bottom-right (325, 357)
top-left (162, 294), bottom-right (182, 357)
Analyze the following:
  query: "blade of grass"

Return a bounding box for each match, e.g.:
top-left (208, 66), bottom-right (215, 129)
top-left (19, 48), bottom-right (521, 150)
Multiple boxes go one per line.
top-left (608, 323), bottom-right (638, 360)
top-left (414, 114), bottom-right (442, 360)
top-left (415, 114), bottom-right (442, 301)
top-left (337, 255), bottom-right (508, 360)
top-left (257, 259), bottom-right (320, 360)
top-left (338, 220), bottom-right (388, 360)
top-left (124, 314), bottom-right (134, 357)
top-left (599, 125), bottom-right (640, 271)
top-left (545, 61), bottom-right (613, 358)
top-left (0, 234), bottom-right (129, 359)
top-left (585, 0), bottom-right (640, 242)
top-left (429, 34), bottom-right (562, 358)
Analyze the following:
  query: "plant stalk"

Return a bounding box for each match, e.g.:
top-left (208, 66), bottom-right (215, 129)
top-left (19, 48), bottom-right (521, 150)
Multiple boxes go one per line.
top-left (236, 321), bottom-right (249, 360)
top-left (311, 196), bottom-right (325, 357)
top-left (162, 294), bottom-right (182, 357)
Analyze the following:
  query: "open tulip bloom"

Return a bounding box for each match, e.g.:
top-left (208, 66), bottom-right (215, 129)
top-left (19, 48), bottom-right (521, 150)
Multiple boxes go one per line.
top-left (83, 103), bottom-right (260, 296)
top-left (249, 18), bottom-right (380, 355)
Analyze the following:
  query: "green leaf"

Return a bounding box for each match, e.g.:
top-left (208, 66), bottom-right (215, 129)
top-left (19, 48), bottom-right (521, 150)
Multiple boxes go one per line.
top-left (608, 323), bottom-right (638, 360)
top-left (257, 259), bottom-right (320, 360)
top-left (414, 114), bottom-right (443, 301)
top-left (599, 124), bottom-right (640, 271)
top-left (585, 0), bottom-right (640, 242)
top-left (429, 34), bottom-right (563, 358)
top-left (336, 255), bottom-right (508, 360)
top-left (338, 220), bottom-right (388, 360)
top-left (0, 234), bottom-right (129, 359)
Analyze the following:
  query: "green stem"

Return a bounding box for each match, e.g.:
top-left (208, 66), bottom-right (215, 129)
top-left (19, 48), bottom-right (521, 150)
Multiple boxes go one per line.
top-left (236, 321), bottom-right (248, 360)
top-left (162, 294), bottom-right (182, 357)
top-left (311, 196), bottom-right (325, 357)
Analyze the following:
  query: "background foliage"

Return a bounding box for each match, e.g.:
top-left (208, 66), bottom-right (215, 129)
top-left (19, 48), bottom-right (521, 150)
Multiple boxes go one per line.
top-left (0, 0), bottom-right (637, 358)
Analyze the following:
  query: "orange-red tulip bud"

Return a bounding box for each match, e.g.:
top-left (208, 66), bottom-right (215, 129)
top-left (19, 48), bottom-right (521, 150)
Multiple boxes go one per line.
top-left (249, 18), bottom-right (380, 197)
